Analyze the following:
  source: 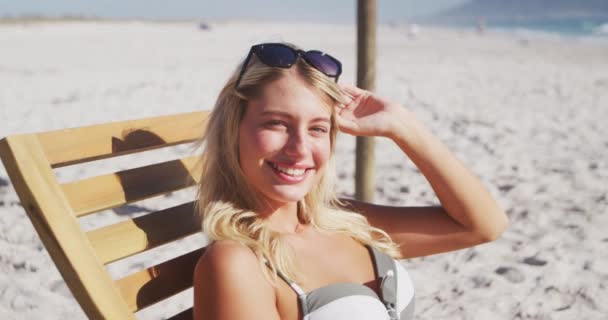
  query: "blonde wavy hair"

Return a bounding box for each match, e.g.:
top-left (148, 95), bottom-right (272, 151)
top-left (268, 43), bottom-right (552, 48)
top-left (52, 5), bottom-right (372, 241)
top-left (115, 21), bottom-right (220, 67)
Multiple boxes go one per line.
top-left (195, 42), bottom-right (402, 284)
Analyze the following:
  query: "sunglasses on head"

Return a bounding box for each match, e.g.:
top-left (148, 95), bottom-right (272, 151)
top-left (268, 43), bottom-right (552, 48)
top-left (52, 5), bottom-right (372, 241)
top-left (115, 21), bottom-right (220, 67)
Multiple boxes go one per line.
top-left (234, 43), bottom-right (342, 89)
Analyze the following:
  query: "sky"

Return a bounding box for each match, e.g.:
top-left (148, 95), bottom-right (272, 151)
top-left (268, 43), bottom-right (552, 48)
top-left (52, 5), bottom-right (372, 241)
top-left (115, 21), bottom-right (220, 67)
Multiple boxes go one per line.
top-left (0, 0), bottom-right (470, 23)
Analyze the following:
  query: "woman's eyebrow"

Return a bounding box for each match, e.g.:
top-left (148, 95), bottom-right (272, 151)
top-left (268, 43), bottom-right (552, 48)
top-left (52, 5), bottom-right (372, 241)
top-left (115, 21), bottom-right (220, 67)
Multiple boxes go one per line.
top-left (260, 110), bottom-right (291, 118)
top-left (260, 110), bottom-right (330, 124)
top-left (310, 117), bottom-right (331, 124)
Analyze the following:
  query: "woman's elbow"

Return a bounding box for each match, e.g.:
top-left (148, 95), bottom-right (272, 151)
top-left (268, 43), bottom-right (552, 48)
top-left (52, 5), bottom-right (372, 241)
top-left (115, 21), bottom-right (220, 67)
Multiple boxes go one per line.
top-left (477, 212), bottom-right (510, 243)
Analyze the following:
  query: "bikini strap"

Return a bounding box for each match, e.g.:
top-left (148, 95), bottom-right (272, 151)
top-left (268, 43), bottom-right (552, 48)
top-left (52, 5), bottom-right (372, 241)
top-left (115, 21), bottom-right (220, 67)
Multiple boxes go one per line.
top-left (369, 246), bottom-right (399, 320)
top-left (262, 258), bottom-right (310, 315)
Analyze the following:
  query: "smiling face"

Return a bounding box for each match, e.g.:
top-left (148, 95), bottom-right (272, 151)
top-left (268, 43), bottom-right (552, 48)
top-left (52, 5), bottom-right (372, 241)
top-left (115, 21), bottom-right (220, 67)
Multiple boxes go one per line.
top-left (238, 71), bottom-right (334, 211)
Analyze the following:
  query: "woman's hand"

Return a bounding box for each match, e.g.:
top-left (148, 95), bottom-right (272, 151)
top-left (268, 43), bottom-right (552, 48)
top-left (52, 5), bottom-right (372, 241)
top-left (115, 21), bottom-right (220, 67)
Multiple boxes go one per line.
top-left (336, 84), bottom-right (414, 139)
top-left (336, 86), bottom-right (509, 252)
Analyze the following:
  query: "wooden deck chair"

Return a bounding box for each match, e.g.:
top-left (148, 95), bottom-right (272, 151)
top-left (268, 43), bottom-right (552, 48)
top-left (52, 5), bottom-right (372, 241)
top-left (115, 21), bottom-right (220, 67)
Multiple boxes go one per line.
top-left (0, 111), bottom-right (209, 319)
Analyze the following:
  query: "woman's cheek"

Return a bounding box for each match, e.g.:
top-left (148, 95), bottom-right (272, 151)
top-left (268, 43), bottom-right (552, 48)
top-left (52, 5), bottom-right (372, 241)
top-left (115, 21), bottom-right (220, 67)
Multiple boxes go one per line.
top-left (254, 130), bottom-right (286, 153)
top-left (313, 137), bottom-right (332, 165)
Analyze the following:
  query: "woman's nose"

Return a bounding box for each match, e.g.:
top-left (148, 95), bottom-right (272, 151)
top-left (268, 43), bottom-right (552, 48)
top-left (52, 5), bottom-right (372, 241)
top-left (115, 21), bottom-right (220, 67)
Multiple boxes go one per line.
top-left (284, 129), bottom-right (309, 158)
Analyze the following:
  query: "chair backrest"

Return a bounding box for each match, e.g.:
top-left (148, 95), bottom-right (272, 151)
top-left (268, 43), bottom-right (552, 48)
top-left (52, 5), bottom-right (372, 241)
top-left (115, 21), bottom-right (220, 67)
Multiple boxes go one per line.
top-left (0, 111), bottom-right (209, 320)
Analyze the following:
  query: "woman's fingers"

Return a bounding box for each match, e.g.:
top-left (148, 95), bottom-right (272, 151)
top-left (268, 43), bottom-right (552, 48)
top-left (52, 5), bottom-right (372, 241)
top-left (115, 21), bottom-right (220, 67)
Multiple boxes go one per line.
top-left (340, 84), bottom-right (372, 105)
top-left (335, 112), bottom-right (358, 135)
top-left (340, 91), bottom-right (365, 111)
top-left (341, 89), bottom-right (354, 100)
top-left (339, 85), bottom-right (364, 102)
top-left (340, 84), bottom-right (367, 96)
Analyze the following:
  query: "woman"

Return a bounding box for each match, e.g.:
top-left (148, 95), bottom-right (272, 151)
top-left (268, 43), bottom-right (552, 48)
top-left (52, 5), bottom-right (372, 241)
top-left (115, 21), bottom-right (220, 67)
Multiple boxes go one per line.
top-left (193, 42), bottom-right (509, 320)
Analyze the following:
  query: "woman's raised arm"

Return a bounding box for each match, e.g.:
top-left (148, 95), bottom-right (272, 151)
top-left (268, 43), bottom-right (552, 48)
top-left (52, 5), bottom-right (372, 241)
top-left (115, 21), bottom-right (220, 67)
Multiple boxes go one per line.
top-left (336, 85), bottom-right (509, 258)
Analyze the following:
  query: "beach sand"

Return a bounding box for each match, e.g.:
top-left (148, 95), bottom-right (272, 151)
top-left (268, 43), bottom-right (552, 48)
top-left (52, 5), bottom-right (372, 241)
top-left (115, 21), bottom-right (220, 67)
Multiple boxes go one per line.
top-left (0, 21), bottom-right (607, 319)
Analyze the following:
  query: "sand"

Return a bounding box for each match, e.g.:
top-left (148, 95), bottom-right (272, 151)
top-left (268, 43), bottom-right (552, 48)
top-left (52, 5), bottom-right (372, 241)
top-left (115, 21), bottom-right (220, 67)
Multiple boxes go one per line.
top-left (0, 21), bottom-right (607, 319)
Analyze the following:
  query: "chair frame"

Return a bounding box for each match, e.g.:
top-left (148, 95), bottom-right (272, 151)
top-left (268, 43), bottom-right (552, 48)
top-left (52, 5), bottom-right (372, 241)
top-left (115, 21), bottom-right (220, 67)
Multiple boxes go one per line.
top-left (0, 111), bottom-right (209, 319)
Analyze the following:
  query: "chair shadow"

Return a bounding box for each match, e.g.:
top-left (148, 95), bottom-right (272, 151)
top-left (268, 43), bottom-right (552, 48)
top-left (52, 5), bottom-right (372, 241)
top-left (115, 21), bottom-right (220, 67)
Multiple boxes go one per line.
top-left (110, 129), bottom-right (197, 216)
top-left (110, 129), bottom-right (202, 318)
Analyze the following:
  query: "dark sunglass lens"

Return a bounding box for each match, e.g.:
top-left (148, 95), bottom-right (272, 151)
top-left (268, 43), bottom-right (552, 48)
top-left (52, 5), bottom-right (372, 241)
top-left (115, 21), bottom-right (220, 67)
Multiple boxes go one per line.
top-left (258, 44), bottom-right (297, 67)
top-left (305, 51), bottom-right (341, 77)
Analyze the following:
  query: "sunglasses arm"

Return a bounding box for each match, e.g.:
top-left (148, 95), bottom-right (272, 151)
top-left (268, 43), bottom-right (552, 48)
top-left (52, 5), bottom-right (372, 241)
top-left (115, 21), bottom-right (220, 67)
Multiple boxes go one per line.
top-left (235, 48), bottom-right (254, 89)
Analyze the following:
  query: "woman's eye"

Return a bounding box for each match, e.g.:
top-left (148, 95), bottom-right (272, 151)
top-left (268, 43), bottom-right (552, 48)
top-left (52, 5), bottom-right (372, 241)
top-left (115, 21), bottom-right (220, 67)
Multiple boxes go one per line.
top-left (264, 120), bottom-right (287, 128)
top-left (311, 126), bottom-right (329, 133)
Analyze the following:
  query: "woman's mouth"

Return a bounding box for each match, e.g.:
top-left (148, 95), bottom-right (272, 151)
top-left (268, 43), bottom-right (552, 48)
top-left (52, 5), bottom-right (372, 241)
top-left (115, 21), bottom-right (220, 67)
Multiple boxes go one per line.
top-left (266, 161), bottom-right (314, 182)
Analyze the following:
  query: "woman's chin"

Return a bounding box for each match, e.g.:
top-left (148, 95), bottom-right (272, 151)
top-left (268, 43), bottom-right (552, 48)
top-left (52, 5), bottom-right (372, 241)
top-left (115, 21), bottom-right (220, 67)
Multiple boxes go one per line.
top-left (265, 187), bottom-right (309, 205)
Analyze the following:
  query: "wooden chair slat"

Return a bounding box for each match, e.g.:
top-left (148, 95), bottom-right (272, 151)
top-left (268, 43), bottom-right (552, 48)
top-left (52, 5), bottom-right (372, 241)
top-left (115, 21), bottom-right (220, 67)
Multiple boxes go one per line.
top-left (166, 307), bottom-right (193, 320)
top-left (62, 156), bottom-right (200, 217)
top-left (115, 248), bottom-right (204, 312)
top-left (37, 111), bottom-right (208, 168)
top-left (87, 202), bottom-right (200, 264)
top-left (2, 112), bottom-right (211, 318)
top-left (0, 135), bottom-right (135, 319)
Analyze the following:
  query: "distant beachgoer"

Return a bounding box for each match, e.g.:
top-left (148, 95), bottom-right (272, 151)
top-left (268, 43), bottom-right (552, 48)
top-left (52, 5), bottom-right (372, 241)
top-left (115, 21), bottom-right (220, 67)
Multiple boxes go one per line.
top-left (193, 42), bottom-right (509, 319)
top-left (477, 17), bottom-right (486, 34)
top-left (408, 23), bottom-right (420, 38)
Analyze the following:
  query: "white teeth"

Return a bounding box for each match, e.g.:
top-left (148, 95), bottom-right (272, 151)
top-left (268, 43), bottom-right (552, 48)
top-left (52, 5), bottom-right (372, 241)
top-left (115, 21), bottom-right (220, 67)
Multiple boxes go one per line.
top-left (270, 162), bottom-right (307, 177)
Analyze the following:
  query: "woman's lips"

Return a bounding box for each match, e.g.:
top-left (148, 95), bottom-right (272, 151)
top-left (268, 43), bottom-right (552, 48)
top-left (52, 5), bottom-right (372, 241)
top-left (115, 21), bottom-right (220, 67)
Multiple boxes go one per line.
top-left (266, 161), bottom-right (314, 183)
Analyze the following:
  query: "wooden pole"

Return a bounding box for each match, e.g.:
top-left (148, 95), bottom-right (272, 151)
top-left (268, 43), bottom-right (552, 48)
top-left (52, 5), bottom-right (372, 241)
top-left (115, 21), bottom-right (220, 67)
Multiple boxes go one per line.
top-left (355, 0), bottom-right (376, 201)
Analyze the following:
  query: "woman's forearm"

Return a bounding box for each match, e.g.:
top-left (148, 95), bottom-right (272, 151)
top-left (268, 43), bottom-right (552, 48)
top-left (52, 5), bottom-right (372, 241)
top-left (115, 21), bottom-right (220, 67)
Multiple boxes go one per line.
top-left (388, 109), bottom-right (509, 240)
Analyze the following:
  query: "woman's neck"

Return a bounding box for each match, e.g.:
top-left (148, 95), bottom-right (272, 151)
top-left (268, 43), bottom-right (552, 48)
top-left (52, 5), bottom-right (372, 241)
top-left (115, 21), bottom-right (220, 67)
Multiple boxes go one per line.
top-left (259, 201), bottom-right (306, 235)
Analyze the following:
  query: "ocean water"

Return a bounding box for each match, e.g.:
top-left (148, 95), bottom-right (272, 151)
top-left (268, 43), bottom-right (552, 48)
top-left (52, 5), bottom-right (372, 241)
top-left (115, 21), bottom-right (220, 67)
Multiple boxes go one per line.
top-left (488, 17), bottom-right (608, 37)
top-left (431, 16), bottom-right (608, 38)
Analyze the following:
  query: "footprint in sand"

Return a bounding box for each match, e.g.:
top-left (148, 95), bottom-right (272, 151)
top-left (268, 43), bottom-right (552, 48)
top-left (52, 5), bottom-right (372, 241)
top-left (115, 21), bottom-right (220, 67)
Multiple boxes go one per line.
top-left (522, 256), bottom-right (548, 266)
top-left (495, 266), bottom-right (525, 283)
top-left (50, 279), bottom-right (73, 298)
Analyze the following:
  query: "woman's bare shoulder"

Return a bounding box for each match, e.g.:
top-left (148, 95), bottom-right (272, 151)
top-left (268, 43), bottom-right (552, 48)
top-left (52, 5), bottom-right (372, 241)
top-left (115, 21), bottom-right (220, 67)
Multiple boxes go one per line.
top-left (193, 240), bottom-right (280, 319)
top-left (194, 239), bottom-right (265, 285)
top-left (199, 240), bottom-right (258, 266)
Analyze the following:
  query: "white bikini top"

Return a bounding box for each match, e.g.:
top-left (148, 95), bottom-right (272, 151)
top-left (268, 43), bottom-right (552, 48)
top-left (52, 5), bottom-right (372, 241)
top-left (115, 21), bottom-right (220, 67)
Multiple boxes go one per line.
top-left (273, 245), bottom-right (415, 320)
